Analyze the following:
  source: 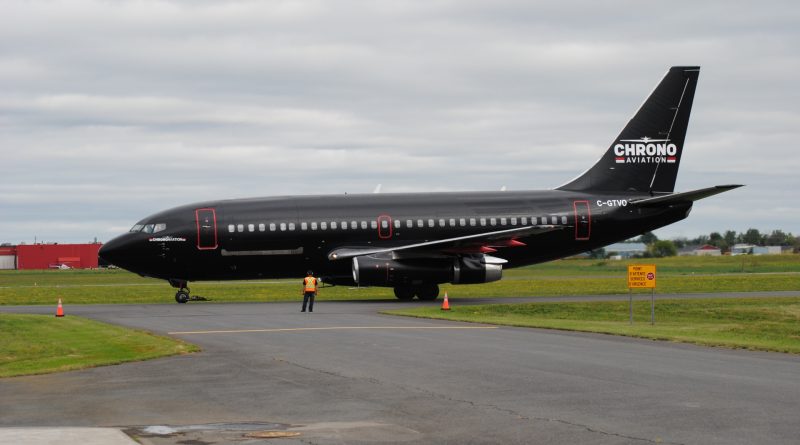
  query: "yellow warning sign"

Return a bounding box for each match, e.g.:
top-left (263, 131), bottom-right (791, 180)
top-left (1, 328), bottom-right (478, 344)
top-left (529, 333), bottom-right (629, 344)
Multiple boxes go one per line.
top-left (628, 264), bottom-right (656, 289)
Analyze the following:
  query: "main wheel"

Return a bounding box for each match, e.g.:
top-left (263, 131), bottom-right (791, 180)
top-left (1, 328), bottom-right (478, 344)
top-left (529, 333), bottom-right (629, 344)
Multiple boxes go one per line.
top-left (175, 290), bottom-right (190, 304)
top-left (393, 286), bottom-right (415, 301)
top-left (415, 284), bottom-right (440, 301)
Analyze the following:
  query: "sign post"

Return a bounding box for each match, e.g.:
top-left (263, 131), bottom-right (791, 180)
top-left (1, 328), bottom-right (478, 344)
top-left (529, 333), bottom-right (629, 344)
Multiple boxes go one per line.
top-left (627, 264), bottom-right (657, 324)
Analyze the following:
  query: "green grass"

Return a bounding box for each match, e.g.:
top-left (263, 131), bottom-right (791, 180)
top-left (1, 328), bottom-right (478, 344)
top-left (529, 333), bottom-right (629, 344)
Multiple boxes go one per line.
top-left (1, 255), bottom-right (799, 305)
top-left (384, 297), bottom-right (800, 353)
top-left (0, 313), bottom-right (198, 377)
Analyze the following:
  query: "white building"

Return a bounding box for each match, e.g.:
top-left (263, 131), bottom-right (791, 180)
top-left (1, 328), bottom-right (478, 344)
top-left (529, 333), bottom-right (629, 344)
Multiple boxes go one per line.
top-left (753, 246), bottom-right (782, 255)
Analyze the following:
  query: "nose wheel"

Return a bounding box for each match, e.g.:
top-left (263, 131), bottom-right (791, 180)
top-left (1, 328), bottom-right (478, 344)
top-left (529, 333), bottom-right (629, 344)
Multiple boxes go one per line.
top-left (169, 279), bottom-right (207, 303)
top-left (175, 288), bottom-right (190, 304)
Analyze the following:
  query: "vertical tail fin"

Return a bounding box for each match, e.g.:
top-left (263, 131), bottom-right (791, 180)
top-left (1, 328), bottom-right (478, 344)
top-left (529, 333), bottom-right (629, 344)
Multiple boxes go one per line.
top-left (557, 66), bottom-right (700, 193)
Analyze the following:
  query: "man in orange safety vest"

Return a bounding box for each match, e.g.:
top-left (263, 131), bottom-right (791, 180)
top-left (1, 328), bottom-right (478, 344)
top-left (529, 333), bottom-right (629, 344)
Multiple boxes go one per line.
top-left (301, 270), bottom-right (319, 312)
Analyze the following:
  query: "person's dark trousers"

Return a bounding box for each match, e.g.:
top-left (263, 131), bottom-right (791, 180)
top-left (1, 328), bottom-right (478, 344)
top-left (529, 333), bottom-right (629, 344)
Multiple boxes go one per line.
top-left (302, 292), bottom-right (315, 312)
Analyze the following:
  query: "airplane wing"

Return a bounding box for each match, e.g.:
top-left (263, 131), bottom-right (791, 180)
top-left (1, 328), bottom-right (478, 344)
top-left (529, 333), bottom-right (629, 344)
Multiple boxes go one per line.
top-left (629, 185), bottom-right (743, 207)
top-left (327, 225), bottom-right (563, 261)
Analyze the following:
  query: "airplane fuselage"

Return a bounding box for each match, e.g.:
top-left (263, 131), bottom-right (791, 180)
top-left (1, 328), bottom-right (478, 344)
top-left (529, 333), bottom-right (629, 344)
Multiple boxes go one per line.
top-left (105, 189), bottom-right (690, 284)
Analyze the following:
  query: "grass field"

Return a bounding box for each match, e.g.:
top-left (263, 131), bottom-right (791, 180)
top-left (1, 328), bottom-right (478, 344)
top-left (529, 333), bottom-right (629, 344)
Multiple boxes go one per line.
top-left (384, 297), bottom-right (800, 353)
top-left (1, 255), bottom-right (799, 305)
top-left (0, 313), bottom-right (197, 377)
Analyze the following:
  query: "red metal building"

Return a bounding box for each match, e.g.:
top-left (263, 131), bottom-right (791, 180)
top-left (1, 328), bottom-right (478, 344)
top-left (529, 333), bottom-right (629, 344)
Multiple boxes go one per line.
top-left (15, 244), bottom-right (102, 270)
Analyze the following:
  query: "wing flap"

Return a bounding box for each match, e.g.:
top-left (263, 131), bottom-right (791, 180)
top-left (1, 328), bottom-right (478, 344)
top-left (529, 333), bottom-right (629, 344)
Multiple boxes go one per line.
top-left (327, 225), bottom-right (561, 261)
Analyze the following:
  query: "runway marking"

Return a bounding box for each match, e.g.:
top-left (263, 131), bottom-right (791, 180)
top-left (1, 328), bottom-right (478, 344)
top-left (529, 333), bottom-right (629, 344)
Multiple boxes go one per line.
top-left (168, 326), bottom-right (498, 335)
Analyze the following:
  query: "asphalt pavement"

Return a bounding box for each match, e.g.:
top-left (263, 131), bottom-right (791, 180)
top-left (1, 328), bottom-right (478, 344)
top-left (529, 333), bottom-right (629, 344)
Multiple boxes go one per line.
top-left (1, 294), bottom-right (799, 444)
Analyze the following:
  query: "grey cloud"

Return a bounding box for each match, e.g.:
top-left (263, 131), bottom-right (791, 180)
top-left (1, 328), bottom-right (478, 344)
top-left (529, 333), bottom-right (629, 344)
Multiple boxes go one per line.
top-left (1, 0), bottom-right (798, 243)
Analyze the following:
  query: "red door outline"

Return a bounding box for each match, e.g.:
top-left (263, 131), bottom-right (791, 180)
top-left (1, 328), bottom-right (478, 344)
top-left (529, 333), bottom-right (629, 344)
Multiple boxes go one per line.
top-left (377, 214), bottom-right (393, 239)
top-left (195, 208), bottom-right (218, 250)
top-left (573, 201), bottom-right (591, 241)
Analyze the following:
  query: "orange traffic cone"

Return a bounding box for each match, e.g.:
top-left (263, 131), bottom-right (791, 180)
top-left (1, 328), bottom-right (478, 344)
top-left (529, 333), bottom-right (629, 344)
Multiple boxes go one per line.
top-left (55, 298), bottom-right (65, 317)
top-left (441, 292), bottom-right (450, 311)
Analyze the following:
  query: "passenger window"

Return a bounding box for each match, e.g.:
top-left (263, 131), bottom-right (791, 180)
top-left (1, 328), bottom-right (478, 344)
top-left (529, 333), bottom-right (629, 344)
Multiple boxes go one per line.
top-left (459, 218), bottom-right (466, 226)
top-left (480, 218), bottom-right (486, 226)
top-left (228, 224), bottom-right (235, 233)
top-left (331, 222), bottom-right (337, 229)
top-left (551, 216), bottom-right (557, 224)
top-left (351, 221), bottom-right (357, 229)
top-left (561, 216), bottom-right (567, 224)
top-left (380, 220), bottom-right (387, 229)
top-left (370, 221), bottom-right (377, 229)
top-left (490, 218), bottom-right (496, 226)
top-left (280, 223), bottom-right (287, 231)
top-left (289, 223), bottom-right (296, 231)
top-left (269, 223), bottom-right (276, 231)
top-left (449, 218), bottom-right (456, 227)
top-left (394, 220), bottom-right (401, 229)
top-left (521, 217), bottom-right (527, 225)
top-left (510, 217), bottom-right (517, 225)
top-left (417, 219), bottom-right (424, 227)
top-left (439, 219), bottom-right (445, 227)
top-left (469, 218), bottom-right (476, 226)
top-left (541, 217), bottom-right (547, 225)
top-left (500, 217), bottom-right (507, 226)
top-left (259, 223), bottom-right (265, 232)
top-left (342, 221), bottom-right (348, 230)
top-left (311, 222), bottom-right (318, 230)
top-left (301, 222), bottom-right (308, 230)
top-left (428, 219), bottom-right (435, 227)
top-left (406, 219), bottom-right (413, 228)
top-left (248, 224), bottom-right (255, 232)
top-left (320, 222), bottom-right (327, 230)
top-left (237, 224), bottom-right (244, 233)
top-left (361, 221), bottom-right (367, 229)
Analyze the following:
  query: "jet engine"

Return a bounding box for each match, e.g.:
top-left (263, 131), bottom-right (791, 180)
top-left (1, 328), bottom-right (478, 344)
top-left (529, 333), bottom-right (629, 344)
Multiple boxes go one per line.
top-left (352, 254), bottom-right (503, 287)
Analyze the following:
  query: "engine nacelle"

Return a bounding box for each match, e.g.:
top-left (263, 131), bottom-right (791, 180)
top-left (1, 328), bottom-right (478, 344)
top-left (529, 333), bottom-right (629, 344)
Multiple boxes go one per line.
top-left (453, 255), bottom-right (503, 284)
top-left (352, 255), bottom-right (503, 286)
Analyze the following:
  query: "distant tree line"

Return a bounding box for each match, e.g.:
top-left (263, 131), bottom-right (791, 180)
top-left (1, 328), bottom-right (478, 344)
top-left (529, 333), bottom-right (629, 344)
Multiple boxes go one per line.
top-left (588, 229), bottom-right (799, 260)
top-left (667, 229), bottom-right (798, 253)
top-left (630, 229), bottom-right (799, 258)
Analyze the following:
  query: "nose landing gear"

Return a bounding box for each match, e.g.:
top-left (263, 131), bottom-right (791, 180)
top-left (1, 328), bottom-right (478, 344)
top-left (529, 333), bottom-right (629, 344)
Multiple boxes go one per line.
top-left (175, 288), bottom-right (190, 304)
top-left (169, 279), bottom-right (207, 303)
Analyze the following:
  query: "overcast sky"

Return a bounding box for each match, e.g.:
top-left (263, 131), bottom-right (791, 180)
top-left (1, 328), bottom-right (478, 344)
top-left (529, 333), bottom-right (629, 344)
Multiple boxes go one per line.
top-left (1, 0), bottom-right (798, 244)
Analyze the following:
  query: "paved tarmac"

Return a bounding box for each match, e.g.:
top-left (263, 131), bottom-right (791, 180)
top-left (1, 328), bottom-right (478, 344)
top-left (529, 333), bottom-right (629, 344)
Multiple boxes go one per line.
top-left (1, 293), bottom-right (799, 444)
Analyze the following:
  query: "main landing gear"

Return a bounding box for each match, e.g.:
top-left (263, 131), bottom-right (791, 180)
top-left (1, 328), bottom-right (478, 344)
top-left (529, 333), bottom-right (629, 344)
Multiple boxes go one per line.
top-left (169, 279), bottom-right (206, 303)
top-left (393, 284), bottom-right (440, 301)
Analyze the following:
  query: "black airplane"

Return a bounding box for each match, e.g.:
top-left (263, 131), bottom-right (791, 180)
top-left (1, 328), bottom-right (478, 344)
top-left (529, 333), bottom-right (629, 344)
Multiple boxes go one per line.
top-left (99, 66), bottom-right (741, 303)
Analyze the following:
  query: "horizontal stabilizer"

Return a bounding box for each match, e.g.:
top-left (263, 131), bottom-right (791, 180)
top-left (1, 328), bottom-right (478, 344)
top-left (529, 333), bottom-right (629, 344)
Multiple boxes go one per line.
top-left (629, 185), bottom-right (743, 206)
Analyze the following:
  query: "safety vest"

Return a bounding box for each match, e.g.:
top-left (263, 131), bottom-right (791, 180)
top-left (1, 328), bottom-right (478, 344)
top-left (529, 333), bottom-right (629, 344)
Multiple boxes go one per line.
top-left (304, 276), bottom-right (318, 292)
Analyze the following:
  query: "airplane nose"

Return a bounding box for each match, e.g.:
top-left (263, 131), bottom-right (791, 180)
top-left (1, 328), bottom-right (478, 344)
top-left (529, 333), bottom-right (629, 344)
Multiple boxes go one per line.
top-left (98, 236), bottom-right (125, 266)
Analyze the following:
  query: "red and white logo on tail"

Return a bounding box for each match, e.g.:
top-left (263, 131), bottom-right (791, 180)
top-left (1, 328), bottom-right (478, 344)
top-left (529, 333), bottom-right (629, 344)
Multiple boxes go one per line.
top-left (613, 137), bottom-right (678, 164)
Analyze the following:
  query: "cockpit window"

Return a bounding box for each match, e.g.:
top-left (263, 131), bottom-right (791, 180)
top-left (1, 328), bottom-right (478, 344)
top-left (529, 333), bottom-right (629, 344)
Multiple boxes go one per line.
top-left (131, 222), bottom-right (166, 234)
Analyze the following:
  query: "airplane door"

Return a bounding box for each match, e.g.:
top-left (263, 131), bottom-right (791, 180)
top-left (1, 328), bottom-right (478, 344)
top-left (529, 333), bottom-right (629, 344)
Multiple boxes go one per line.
top-left (196, 208), bottom-right (218, 250)
top-left (573, 201), bottom-right (591, 241)
top-left (377, 214), bottom-right (393, 239)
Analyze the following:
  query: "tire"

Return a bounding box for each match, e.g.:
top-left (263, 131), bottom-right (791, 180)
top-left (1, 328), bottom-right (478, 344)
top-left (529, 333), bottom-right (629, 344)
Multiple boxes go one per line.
top-left (415, 284), bottom-right (440, 301)
top-left (175, 290), bottom-right (190, 304)
top-left (393, 286), bottom-right (415, 301)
